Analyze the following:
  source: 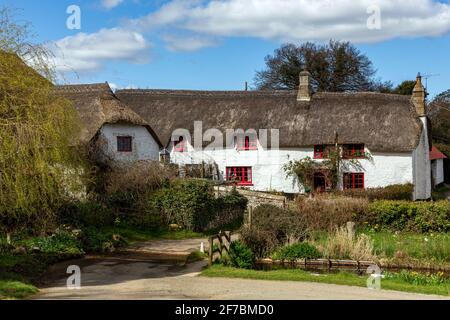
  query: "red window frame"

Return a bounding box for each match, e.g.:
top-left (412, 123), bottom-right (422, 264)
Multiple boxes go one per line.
top-left (174, 136), bottom-right (186, 153)
top-left (117, 136), bottom-right (132, 152)
top-left (226, 167), bottom-right (253, 186)
top-left (314, 145), bottom-right (324, 159)
top-left (343, 144), bottom-right (365, 159)
top-left (236, 135), bottom-right (258, 151)
top-left (343, 173), bottom-right (365, 190)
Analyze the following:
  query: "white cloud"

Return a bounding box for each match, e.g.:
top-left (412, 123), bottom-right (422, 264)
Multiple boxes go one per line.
top-left (133, 0), bottom-right (450, 44)
top-left (162, 34), bottom-right (218, 51)
top-left (101, 0), bottom-right (124, 10)
top-left (48, 28), bottom-right (150, 73)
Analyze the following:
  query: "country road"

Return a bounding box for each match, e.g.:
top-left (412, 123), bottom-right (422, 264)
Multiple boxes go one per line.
top-left (32, 239), bottom-right (448, 300)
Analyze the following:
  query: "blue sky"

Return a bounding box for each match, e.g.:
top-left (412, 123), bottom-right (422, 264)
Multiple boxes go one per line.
top-left (3, 0), bottom-right (450, 97)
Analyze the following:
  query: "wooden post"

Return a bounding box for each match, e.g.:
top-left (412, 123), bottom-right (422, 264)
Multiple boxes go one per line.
top-left (208, 237), bottom-right (213, 266)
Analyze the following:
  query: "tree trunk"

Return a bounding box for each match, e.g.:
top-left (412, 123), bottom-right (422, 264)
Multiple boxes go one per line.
top-left (6, 232), bottom-right (11, 244)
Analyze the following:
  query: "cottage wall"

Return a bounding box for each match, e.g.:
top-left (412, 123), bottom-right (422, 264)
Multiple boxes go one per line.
top-left (99, 123), bottom-right (160, 162)
top-left (431, 159), bottom-right (445, 187)
top-left (412, 117), bottom-right (432, 200)
top-left (169, 142), bottom-right (414, 194)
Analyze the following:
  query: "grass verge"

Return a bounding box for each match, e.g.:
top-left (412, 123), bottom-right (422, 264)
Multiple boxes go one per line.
top-left (201, 265), bottom-right (450, 297)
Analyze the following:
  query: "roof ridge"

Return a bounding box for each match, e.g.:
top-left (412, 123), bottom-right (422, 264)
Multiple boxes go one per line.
top-left (56, 83), bottom-right (111, 93)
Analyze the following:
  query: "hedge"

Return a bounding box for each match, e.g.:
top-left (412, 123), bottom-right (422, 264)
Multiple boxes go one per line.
top-left (149, 180), bottom-right (247, 232)
top-left (366, 200), bottom-right (450, 232)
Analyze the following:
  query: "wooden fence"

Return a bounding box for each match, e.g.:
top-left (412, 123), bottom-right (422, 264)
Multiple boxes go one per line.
top-left (208, 231), bottom-right (232, 266)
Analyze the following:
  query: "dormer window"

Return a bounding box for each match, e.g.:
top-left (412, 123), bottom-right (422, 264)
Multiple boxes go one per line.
top-left (235, 135), bottom-right (258, 151)
top-left (117, 136), bottom-right (132, 152)
top-left (343, 144), bottom-right (365, 159)
top-left (174, 136), bottom-right (186, 153)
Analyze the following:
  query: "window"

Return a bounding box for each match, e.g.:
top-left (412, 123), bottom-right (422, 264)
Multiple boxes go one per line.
top-left (314, 145), bottom-right (333, 159)
top-left (226, 167), bottom-right (253, 185)
top-left (343, 173), bottom-right (364, 190)
top-left (343, 144), bottom-right (365, 159)
top-left (174, 136), bottom-right (186, 153)
top-left (117, 136), bottom-right (132, 152)
top-left (235, 135), bottom-right (258, 151)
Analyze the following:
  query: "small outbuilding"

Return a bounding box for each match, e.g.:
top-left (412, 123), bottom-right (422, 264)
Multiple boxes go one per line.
top-left (430, 146), bottom-right (447, 187)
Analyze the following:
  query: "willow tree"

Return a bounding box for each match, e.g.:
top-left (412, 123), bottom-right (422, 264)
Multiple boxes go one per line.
top-left (0, 7), bottom-right (83, 238)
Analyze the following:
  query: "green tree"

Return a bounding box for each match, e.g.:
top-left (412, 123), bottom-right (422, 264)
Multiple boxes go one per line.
top-left (0, 7), bottom-right (83, 239)
top-left (254, 41), bottom-right (387, 92)
top-left (429, 88), bottom-right (450, 146)
top-left (392, 80), bottom-right (416, 95)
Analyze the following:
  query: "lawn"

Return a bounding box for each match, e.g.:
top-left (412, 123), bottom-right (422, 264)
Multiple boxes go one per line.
top-left (201, 265), bottom-right (450, 297)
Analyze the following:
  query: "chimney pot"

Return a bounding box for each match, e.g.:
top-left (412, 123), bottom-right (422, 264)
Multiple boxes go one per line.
top-left (297, 70), bottom-right (311, 102)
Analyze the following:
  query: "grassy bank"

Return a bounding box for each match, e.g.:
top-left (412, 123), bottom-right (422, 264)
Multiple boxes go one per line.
top-left (201, 265), bottom-right (450, 297)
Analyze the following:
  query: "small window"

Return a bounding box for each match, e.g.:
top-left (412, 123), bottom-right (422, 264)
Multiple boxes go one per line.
top-left (226, 167), bottom-right (253, 186)
top-left (314, 145), bottom-right (324, 159)
top-left (343, 144), bottom-right (365, 159)
top-left (117, 136), bottom-right (132, 152)
top-left (174, 136), bottom-right (186, 153)
top-left (236, 135), bottom-right (258, 151)
top-left (343, 173), bottom-right (364, 190)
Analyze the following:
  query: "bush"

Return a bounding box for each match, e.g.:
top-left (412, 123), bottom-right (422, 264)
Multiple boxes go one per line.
top-left (229, 241), bottom-right (254, 269)
top-left (337, 184), bottom-right (413, 201)
top-left (22, 230), bottom-right (83, 256)
top-left (239, 204), bottom-right (309, 258)
top-left (207, 188), bottom-right (248, 231)
top-left (149, 180), bottom-right (248, 232)
top-left (295, 196), bottom-right (368, 231)
top-left (60, 200), bottom-right (115, 228)
top-left (272, 242), bottom-right (321, 261)
top-left (366, 200), bottom-right (450, 232)
top-left (80, 227), bottom-right (127, 253)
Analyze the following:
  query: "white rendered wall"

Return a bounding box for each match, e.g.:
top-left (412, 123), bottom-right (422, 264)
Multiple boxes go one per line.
top-left (99, 123), bottom-right (160, 162)
top-left (412, 117), bottom-right (432, 200)
top-left (169, 141), bottom-right (414, 193)
top-left (431, 159), bottom-right (445, 186)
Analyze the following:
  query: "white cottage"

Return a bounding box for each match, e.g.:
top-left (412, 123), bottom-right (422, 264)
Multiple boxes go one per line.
top-left (56, 83), bottom-right (162, 164)
top-left (116, 73), bottom-right (432, 200)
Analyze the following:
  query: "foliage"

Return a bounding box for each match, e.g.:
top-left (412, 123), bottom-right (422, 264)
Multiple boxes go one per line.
top-left (284, 147), bottom-right (372, 192)
top-left (336, 184), bottom-right (413, 201)
top-left (80, 227), bottom-right (127, 253)
top-left (429, 88), bottom-right (450, 145)
top-left (22, 229), bottom-right (83, 256)
top-left (240, 205), bottom-right (309, 258)
top-left (314, 226), bottom-right (375, 261)
top-left (59, 200), bottom-right (115, 228)
top-left (102, 161), bottom-right (176, 209)
top-left (391, 80), bottom-right (416, 95)
top-left (0, 279), bottom-right (38, 299)
top-left (295, 195), bottom-right (368, 231)
top-left (272, 242), bottom-right (321, 261)
top-left (254, 41), bottom-right (382, 92)
top-left (385, 270), bottom-right (448, 286)
top-left (366, 200), bottom-right (450, 232)
top-left (229, 241), bottom-right (254, 269)
top-left (149, 180), bottom-right (247, 232)
top-left (0, 7), bottom-right (86, 236)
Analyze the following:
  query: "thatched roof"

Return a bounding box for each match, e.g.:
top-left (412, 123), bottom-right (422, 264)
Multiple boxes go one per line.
top-left (115, 89), bottom-right (423, 152)
top-left (55, 83), bottom-right (162, 147)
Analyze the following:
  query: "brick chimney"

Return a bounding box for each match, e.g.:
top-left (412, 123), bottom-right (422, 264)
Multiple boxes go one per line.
top-left (297, 70), bottom-right (311, 102)
top-left (412, 73), bottom-right (426, 116)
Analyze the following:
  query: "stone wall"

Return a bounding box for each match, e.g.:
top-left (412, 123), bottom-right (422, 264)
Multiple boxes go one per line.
top-left (215, 186), bottom-right (287, 210)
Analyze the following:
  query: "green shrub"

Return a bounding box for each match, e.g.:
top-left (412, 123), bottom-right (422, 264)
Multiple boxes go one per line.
top-left (367, 200), bottom-right (450, 232)
top-left (23, 230), bottom-right (83, 256)
top-left (80, 227), bottom-right (127, 253)
top-left (229, 241), bottom-right (254, 269)
top-left (272, 242), bottom-right (321, 261)
top-left (60, 201), bottom-right (115, 228)
top-left (149, 180), bottom-right (247, 232)
top-left (337, 184), bottom-right (413, 201)
top-left (239, 226), bottom-right (279, 259)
